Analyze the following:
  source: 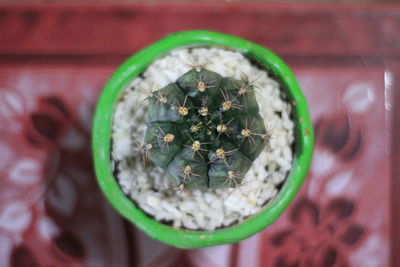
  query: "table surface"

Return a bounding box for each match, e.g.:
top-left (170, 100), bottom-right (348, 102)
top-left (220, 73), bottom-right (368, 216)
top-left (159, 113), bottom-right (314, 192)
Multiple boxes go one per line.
top-left (0, 3), bottom-right (399, 267)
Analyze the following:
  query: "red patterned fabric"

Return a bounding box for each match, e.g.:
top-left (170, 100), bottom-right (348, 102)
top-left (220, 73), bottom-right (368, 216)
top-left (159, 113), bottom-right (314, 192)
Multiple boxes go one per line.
top-left (0, 4), bottom-right (399, 267)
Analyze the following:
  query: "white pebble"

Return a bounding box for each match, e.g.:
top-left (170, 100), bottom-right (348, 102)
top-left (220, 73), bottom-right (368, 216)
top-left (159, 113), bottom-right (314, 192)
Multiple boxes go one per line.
top-left (160, 201), bottom-right (182, 217)
top-left (146, 195), bottom-right (160, 208)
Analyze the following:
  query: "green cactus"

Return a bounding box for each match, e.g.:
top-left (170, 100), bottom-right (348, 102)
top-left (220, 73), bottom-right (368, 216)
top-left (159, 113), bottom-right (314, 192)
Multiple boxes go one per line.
top-left (143, 67), bottom-right (268, 190)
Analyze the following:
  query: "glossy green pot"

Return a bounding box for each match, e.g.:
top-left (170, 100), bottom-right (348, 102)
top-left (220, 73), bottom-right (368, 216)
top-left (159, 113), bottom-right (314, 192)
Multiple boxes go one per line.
top-left (92, 30), bottom-right (314, 249)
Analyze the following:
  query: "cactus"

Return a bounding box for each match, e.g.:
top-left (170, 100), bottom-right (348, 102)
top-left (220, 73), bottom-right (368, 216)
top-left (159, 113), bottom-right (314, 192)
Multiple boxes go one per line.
top-left (143, 67), bottom-right (268, 190)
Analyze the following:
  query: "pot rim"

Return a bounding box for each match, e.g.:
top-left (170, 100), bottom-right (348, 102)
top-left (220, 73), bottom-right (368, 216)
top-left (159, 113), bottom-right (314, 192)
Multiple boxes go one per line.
top-left (92, 30), bottom-right (314, 249)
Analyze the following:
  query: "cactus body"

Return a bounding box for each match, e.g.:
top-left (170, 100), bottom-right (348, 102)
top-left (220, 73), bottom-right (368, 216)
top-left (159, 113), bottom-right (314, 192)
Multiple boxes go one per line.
top-left (144, 68), bottom-right (267, 190)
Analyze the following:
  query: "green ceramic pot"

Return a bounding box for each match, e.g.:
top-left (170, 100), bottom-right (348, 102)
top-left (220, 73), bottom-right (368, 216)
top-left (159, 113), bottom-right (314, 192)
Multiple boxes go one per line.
top-left (92, 30), bottom-right (314, 249)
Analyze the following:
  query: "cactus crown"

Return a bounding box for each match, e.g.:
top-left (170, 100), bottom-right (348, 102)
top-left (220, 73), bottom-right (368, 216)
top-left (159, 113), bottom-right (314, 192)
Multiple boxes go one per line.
top-left (144, 67), bottom-right (268, 190)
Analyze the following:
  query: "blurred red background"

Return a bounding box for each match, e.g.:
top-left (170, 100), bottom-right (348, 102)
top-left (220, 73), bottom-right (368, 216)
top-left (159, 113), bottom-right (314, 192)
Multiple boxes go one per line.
top-left (0, 3), bottom-right (399, 267)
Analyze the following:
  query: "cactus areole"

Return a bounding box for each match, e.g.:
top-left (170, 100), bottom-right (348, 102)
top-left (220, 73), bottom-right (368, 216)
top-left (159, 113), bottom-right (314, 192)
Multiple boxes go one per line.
top-left (145, 68), bottom-right (269, 190)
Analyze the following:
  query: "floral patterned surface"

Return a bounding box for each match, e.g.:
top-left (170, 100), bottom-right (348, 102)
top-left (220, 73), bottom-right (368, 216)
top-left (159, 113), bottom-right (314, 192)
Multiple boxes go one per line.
top-left (0, 4), bottom-right (398, 267)
top-left (258, 68), bottom-right (391, 267)
top-left (0, 64), bottom-right (392, 267)
top-left (0, 68), bottom-right (129, 266)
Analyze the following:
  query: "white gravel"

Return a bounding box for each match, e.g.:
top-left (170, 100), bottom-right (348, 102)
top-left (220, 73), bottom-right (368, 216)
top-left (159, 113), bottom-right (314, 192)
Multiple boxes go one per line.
top-left (111, 47), bottom-right (294, 230)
